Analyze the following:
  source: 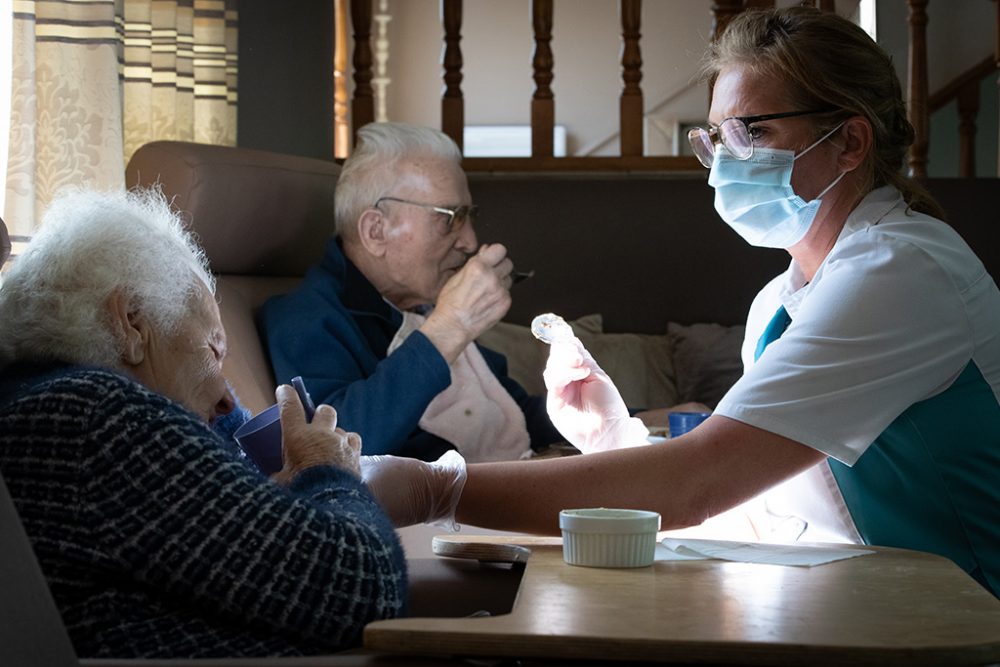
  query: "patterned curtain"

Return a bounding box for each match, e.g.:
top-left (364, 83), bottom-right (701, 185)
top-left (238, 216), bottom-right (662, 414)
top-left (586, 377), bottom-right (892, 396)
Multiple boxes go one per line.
top-left (3, 0), bottom-right (237, 257)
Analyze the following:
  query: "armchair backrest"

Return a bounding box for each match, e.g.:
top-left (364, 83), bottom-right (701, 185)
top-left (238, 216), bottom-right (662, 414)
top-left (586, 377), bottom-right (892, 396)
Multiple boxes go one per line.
top-left (0, 470), bottom-right (79, 667)
top-left (125, 141), bottom-right (342, 413)
top-left (1, 215), bottom-right (11, 267)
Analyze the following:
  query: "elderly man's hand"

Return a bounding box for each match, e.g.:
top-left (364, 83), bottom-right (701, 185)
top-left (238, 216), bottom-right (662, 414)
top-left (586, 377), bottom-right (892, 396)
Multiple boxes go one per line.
top-left (272, 384), bottom-right (361, 485)
top-left (421, 243), bottom-right (513, 364)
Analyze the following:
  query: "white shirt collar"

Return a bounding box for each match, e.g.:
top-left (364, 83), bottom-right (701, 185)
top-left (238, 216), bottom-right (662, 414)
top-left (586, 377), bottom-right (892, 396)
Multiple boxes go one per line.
top-left (777, 185), bottom-right (904, 315)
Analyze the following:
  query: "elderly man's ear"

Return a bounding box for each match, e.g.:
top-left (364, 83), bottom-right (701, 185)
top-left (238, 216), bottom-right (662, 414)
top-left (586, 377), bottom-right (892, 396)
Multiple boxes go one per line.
top-left (106, 288), bottom-right (149, 366)
top-left (356, 207), bottom-right (389, 258)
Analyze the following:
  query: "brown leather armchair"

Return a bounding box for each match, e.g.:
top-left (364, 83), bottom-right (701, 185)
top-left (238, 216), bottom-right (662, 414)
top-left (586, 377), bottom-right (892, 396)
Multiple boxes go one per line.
top-left (125, 141), bottom-right (341, 414)
top-left (1, 215), bottom-right (11, 267)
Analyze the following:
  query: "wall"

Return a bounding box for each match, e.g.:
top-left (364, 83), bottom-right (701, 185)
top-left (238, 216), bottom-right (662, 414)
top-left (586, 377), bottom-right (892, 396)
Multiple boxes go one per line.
top-left (237, 0), bottom-right (334, 160)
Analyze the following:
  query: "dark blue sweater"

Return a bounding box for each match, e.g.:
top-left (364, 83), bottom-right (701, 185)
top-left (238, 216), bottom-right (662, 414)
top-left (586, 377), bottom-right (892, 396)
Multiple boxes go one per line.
top-left (260, 238), bottom-right (561, 461)
top-left (0, 363), bottom-right (406, 658)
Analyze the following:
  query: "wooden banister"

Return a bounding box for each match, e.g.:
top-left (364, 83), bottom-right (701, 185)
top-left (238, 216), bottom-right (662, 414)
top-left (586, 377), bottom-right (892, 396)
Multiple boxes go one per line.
top-left (907, 0), bottom-right (929, 178)
top-left (441, 0), bottom-right (464, 151)
top-left (928, 56), bottom-right (997, 111)
top-left (619, 0), bottom-right (643, 156)
top-left (346, 0), bottom-right (975, 173)
top-left (531, 0), bottom-right (555, 157)
top-left (351, 0), bottom-right (375, 142)
top-left (711, 0), bottom-right (744, 41)
top-left (333, 0), bottom-right (350, 158)
top-left (927, 56), bottom-right (996, 178)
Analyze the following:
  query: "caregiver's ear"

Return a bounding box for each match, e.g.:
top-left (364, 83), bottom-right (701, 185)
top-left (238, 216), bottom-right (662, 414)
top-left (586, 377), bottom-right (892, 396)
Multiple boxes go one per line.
top-left (835, 115), bottom-right (873, 173)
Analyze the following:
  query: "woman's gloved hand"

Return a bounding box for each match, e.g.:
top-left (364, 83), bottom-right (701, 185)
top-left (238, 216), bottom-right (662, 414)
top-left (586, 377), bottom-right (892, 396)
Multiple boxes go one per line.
top-left (360, 450), bottom-right (468, 530)
top-left (543, 337), bottom-right (650, 453)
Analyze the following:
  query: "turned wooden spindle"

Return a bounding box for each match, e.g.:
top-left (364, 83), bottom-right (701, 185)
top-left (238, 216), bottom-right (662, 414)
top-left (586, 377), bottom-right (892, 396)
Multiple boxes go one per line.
top-left (906, 0), bottom-right (929, 178)
top-left (441, 0), bottom-right (464, 151)
top-left (531, 0), bottom-right (555, 157)
top-left (956, 81), bottom-right (980, 177)
top-left (711, 0), bottom-right (744, 41)
top-left (334, 0), bottom-right (350, 158)
top-left (350, 0), bottom-right (375, 141)
top-left (619, 0), bottom-right (643, 156)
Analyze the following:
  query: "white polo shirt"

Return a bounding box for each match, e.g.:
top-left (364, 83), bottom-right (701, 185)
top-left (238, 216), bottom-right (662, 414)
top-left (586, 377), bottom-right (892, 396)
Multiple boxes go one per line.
top-left (714, 186), bottom-right (1000, 574)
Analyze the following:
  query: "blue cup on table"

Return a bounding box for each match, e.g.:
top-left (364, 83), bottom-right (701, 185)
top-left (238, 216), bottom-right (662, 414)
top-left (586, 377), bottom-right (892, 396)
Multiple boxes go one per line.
top-left (233, 404), bottom-right (282, 474)
top-left (233, 377), bottom-right (316, 475)
top-left (667, 411), bottom-right (711, 438)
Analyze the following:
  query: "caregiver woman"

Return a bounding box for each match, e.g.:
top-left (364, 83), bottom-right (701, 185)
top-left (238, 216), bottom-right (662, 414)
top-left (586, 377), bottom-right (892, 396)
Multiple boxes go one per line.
top-left (364, 6), bottom-right (1000, 597)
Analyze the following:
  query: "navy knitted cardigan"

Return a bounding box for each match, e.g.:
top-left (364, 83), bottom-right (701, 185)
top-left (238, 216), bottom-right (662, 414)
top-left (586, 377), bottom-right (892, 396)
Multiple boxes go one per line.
top-left (0, 363), bottom-right (407, 658)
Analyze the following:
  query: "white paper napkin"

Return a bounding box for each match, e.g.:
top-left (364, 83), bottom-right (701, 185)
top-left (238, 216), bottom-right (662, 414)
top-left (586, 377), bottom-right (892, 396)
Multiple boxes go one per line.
top-left (655, 537), bottom-right (875, 567)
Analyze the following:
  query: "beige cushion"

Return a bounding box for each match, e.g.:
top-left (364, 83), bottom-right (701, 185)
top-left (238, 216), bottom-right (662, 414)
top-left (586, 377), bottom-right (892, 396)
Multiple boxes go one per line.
top-left (478, 314), bottom-right (678, 409)
top-left (667, 322), bottom-right (746, 409)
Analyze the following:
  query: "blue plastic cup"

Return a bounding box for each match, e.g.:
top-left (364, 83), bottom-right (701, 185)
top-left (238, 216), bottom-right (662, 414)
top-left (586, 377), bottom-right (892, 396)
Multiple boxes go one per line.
top-left (233, 404), bottom-right (282, 475)
top-left (233, 377), bottom-right (316, 475)
top-left (667, 411), bottom-right (711, 438)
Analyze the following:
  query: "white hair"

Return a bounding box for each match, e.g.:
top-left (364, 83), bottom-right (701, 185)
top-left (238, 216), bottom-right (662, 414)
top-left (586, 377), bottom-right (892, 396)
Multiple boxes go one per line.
top-left (334, 122), bottom-right (462, 238)
top-left (0, 187), bottom-right (214, 368)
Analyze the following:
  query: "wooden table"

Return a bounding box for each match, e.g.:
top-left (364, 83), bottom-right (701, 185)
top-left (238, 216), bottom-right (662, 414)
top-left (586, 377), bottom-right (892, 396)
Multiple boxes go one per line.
top-left (365, 535), bottom-right (1000, 666)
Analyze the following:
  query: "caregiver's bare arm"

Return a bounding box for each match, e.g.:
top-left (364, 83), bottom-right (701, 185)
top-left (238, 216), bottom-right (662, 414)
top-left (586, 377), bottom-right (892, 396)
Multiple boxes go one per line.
top-left (455, 415), bottom-right (826, 535)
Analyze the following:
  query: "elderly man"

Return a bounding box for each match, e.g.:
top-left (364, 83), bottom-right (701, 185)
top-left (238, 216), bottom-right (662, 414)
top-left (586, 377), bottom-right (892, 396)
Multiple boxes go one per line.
top-left (261, 122), bottom-right (563, 462)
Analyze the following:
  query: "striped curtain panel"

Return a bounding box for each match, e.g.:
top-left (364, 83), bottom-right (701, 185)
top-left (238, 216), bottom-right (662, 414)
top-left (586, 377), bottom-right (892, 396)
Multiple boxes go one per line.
top-left (122, 0), bottom-right (238, 159)
top-left (3, 0), bottom-right (237, 254)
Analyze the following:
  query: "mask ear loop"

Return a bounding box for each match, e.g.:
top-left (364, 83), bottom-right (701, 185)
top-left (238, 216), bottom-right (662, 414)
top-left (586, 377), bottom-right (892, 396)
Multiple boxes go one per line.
top-left (794, 120), bottom-right (849, 201)
top-left (793, 121), bottom-right (847, 161)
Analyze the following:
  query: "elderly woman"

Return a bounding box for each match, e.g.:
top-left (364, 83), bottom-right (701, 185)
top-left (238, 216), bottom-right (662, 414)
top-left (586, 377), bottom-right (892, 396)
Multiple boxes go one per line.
top-left (0, 188), bottom-right (406, 657)
top-left (366, 6), bottom-right (1000, 598)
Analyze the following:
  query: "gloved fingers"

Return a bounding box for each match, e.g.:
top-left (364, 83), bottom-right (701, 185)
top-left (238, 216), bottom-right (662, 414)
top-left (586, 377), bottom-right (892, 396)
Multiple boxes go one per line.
top-left (543, 338), bottom-right (591, 391)
top-left (428, 449), bottom-right (468, 531)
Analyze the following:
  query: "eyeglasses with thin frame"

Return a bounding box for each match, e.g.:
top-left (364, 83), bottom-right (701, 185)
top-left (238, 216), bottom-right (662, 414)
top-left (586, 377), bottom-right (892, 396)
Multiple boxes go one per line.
top-left (687, 108), bottom-right (839, 168)
top-left (374, 196), bottom-right (478, 234)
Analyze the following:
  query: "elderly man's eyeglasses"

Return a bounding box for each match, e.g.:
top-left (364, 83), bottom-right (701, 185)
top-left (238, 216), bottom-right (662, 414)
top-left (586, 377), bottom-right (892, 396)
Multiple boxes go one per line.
top-left (687, 108), bottom-right (837, 168)
top-left (375, 196), bottom-right (478, 234)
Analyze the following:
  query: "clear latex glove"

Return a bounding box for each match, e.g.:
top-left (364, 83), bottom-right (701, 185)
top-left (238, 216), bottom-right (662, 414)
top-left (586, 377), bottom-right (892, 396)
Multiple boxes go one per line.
top-left (360, 450), bottom-right (468, 530)
top-left (543, 337), bottom-right (650, 453)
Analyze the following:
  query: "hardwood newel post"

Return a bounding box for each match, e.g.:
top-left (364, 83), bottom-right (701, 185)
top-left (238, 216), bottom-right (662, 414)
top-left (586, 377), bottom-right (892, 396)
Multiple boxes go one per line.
top-left (709, 0), bottom-right (743, 104)
top-left (531, 0), bottom-right (555, 157)
top-left (441, 0), bottom-right (464, 151)
top-left (619, 0), bottom-right (643, 156)
top-left (350, 0), bottom-right (375, 143)
top-left (956, 81), bottom-right (980, 177)
top-left (711, 0), bottom-right (743, 41)
top-left (334, 0), bottom-right (350, 158)
top-left (906, 0), bottom-right (929, 178)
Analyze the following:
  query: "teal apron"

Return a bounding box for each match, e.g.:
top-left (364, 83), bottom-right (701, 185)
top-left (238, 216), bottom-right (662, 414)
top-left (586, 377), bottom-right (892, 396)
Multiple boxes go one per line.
top-left (756, 306), bottom-right (1000, 596)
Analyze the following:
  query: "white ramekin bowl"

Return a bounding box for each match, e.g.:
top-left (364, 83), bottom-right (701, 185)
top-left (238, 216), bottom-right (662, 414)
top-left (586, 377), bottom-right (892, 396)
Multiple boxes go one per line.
top-left (559, 508), bottom-right (661, 568)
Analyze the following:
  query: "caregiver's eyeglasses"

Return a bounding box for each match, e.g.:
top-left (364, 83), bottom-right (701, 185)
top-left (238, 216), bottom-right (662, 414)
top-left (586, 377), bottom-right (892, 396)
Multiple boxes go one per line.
top-left (375, 196), bottom-right (479, 234)
top-left (687, 108), bottom-right (838, 168)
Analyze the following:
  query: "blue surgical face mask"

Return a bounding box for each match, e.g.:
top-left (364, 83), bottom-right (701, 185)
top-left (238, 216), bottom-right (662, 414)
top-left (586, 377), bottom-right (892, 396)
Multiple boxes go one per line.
top-left (708, 123), bottom-right (846, 248)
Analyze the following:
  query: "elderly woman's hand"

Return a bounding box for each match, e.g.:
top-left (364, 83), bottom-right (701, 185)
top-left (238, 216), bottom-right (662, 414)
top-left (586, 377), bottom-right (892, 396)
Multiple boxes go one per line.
top-left (271, 384), bottom-right (361, 485)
